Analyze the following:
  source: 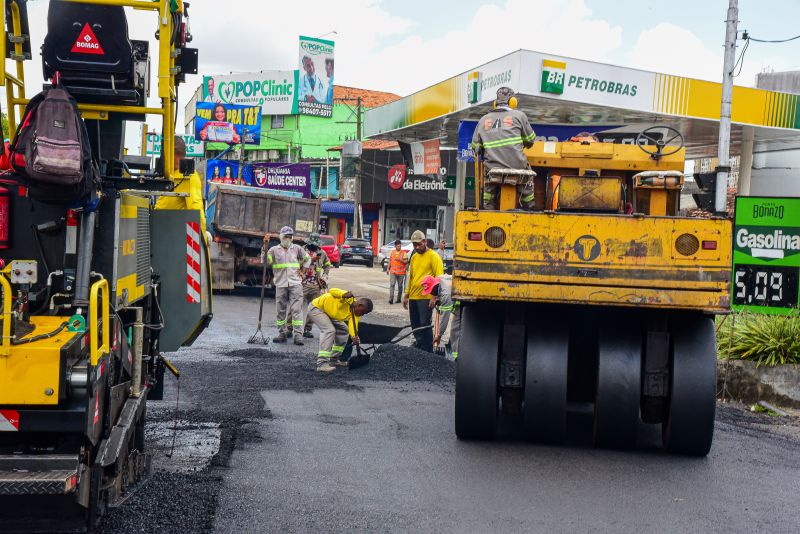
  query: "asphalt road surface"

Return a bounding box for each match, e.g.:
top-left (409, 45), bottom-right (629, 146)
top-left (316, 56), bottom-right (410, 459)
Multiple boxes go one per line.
top-left (98, 265), bottom-right (800, 534)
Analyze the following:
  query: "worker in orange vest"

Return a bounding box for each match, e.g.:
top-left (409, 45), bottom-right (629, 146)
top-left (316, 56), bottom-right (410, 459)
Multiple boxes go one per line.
top-left (387, 239), bottom-right (408, 304)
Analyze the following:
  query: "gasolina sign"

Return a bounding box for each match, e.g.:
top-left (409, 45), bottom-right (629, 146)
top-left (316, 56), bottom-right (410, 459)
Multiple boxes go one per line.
top-left (733, 196), bottom-right (800, 314)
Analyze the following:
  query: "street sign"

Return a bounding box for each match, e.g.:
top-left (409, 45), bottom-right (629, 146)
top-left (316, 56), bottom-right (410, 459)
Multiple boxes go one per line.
top-left (732, 196), bottom-right (800, 314)
top-left (145, 133), bottom-right (204, 158)
top-left (445, 175), bottom-right (475, 190)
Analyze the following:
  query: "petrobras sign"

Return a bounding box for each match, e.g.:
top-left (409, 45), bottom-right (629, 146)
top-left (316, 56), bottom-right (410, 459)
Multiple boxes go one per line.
top-left (202, 72), bottom-right (299, 115)
top-left (522, 51), bottom-right (654, 111)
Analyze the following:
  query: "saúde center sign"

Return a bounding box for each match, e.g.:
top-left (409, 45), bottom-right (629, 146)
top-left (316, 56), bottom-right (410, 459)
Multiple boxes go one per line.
top-left (732, 196), bottom-right (800, 314)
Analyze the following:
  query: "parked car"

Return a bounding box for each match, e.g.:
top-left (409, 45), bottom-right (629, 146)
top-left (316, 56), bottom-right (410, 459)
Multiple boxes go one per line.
top-left (340, 238), bottom-right (374, 267)
top-left (378, 240), bottom-right (413, 271)
top-left (319, 234), bottom-right (341, 267)
top-left (435, 245), bottom-right (454, 274)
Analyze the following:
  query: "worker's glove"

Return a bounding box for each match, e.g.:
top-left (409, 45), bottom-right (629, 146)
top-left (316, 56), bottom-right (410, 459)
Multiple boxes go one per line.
top-left (205, 231), bottom-right (213, 244)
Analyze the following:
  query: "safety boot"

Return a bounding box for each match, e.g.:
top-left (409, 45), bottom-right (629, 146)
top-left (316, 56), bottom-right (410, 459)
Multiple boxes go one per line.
top-left (316, 360), bottom-right (335, 373)
top-left (294, 334), bottom-right (305, 346)
top-left (273, 333), bottom-right (287, 343)
top-left (303, 330), bottom-right (314, 339)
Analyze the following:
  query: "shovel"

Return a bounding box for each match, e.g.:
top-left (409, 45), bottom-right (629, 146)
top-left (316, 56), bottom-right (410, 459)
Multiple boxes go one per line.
top-left (347, 324), bottom-right (435, 370)
top-left (247, 260), bottom-right (270, 345)
top-left (433, 311), bottom-right (446, 356)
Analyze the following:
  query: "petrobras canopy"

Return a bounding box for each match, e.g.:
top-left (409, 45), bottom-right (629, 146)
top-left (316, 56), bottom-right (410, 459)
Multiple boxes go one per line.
top-left (202, 71), bottom-right (299, 115)
top-left (365, 49), bottom-right (800, 143)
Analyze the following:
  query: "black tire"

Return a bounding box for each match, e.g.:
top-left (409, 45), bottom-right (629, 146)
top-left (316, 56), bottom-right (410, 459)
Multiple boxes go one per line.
top-left (663, 315), bottom-right (717, 456)
top-left (334, 260), bottom-right (340, 268)
top-left (524, 319), bottom-right (569, 443)
top-left (593, 325), bottom-right (642, 449)
top-left (366, 261), bottom-right (374, 268)
top-left (455, 303), bottom-right (500, 440)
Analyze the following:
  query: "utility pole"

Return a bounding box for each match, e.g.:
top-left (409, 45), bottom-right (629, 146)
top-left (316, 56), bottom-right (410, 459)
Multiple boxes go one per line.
top-left (354, 96), bottom-right (362, 239)
top-left (716, 0), bottom-right (738, 214)
top-left (334, 96), bottom-right (364, 239)
top-left (238, 126), bottom-right (247, 185)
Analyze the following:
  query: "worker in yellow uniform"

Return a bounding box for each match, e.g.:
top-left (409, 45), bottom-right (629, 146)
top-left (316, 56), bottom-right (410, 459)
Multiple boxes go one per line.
top-left (155, 136), bottom-right (207, 237)
top-left (402, 230), bottom-right (443, 353)
top-left (307, 288), bottom-right (373, 373)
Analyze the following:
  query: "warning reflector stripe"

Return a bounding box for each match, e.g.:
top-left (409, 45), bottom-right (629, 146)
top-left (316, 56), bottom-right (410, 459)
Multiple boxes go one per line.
top-left (186, 222), bottom-right (201, 303)
top-left (0, 410), bottom-right (20, 431)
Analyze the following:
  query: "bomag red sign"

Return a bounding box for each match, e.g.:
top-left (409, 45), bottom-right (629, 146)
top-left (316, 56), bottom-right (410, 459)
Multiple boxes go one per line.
top-left (71, 23), bottom-right (105, 55)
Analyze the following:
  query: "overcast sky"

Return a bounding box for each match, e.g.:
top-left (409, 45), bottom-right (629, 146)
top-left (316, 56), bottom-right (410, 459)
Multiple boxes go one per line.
top-left (9, 0), bottom-right (800, 152)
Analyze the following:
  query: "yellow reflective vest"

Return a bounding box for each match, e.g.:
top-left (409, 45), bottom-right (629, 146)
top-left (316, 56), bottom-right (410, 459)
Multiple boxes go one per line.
top-left (312, 288), bottom-right (358, 337)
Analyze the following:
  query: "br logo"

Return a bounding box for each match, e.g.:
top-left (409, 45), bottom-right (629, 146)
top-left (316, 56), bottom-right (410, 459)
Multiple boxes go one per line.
top-left (574, 235), bottom-right (601, 261)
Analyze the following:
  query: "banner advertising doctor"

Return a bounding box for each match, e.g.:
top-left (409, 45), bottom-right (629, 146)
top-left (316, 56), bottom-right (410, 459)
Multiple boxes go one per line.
top-left (298, 35), bottom-right (334, 118)
top-left (194, 102), bottom-right (261, 145)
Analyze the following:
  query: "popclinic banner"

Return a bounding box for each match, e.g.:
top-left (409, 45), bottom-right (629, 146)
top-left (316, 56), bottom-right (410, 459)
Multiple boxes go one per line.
top-left (202, 72), bottom-right (298, 115)
top-left (195, 102), bottom-right (261, 145)
top-left (298, 36), bottom-right (334, 118)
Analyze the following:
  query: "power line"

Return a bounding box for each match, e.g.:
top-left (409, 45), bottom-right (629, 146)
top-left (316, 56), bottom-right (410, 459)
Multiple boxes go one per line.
top-left (747, 33), bottom-right (800, 43)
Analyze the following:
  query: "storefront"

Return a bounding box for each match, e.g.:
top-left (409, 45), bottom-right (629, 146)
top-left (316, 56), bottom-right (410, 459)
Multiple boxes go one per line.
top-left (360, 148), bottom-right (464, 246)
top-left (319, 200), bottom-right (380, 247)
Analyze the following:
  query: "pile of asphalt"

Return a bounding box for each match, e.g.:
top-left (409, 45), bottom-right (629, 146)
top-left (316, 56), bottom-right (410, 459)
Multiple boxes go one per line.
top-left (96, 341), bottom-right (452, 532)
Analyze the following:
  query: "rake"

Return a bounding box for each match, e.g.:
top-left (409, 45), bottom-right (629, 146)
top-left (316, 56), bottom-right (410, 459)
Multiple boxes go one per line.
top-left (247, 260), bottom-right (270, 345)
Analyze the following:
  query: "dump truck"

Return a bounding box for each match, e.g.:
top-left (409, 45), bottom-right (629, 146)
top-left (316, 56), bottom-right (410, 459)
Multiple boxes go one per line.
top-left (0, 1), bottom-right (211, 530)
top-left (207, 183), bottom-right (320, 289)
top-left (454, 128), bottom-right (731, 455)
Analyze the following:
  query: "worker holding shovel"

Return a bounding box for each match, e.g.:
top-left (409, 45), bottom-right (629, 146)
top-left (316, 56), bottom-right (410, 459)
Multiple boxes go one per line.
top-left (420, 274), bottom-right (461, 360)
top-left (307, 288), bottom-right (373, 373)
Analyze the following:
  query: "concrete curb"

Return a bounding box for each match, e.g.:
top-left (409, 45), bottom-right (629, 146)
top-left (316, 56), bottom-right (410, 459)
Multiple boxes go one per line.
top-left (718, 360), bottom-right (800, 409)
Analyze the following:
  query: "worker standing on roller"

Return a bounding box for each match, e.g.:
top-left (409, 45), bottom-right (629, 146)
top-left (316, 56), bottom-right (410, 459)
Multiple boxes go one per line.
top-left (265, 226), bottom-right (309, 345)
top-left (471, 87), bottom-right (536, 210)
top-left (387, 239), bottom-right (408, 304)
top-left (403, 230), bottom-right (444, 352)
top-left (307, 288), bottom-right (373, 373)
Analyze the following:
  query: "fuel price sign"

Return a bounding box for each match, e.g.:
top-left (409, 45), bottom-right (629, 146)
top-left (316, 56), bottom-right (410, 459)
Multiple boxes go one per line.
top-left (733, 197), bottom-right (800, 314)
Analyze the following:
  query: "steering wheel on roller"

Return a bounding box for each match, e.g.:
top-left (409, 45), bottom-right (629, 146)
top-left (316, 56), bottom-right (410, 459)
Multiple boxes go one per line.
top-left (635, 126), bottom-right (684, 160)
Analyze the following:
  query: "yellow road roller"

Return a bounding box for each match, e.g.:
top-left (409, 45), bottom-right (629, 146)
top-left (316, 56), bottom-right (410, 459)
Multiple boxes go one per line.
top-left (453, 128), bottom-right (731, 455)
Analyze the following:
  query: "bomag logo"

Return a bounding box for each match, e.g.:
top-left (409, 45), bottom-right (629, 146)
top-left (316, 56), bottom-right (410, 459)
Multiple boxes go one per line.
top-left (574, 235), bottom-right (601, 261)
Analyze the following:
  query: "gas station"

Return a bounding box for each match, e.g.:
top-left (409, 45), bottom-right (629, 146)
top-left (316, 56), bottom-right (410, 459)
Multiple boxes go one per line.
top-left (364, 49), bottom-right (800, 206)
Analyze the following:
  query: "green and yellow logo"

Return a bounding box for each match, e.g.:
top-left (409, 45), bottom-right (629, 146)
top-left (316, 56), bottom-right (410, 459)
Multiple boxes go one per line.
top-left (467, 71), bottom-right (481, 104)
top-left (541, 59), bottom-right (566, 95)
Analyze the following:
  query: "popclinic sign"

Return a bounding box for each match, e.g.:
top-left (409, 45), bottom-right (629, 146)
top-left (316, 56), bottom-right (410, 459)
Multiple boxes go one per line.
top-left (732, 197), bottom-right (800, 315)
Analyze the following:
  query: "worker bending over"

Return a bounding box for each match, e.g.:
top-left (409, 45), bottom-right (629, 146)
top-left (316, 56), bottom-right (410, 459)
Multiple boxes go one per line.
top-left (266, 226), bottom-right (309, 345)
top-left (471, 87), bottom-right (536, 210)
top-left (421, 274), bottom-right (461, 360)
top-left (307, 288), bottom-right (373, 373)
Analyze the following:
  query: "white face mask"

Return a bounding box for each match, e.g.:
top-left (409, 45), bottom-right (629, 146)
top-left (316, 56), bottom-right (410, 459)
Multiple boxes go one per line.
top-left (281, 237), bottom-right (292, 248)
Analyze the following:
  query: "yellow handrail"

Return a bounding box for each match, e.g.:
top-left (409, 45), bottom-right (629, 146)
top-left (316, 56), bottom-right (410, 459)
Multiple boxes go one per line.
top-left (0, 274), bottom-right (11, 357)
top-left (89, 278), bottom-right (110, 366)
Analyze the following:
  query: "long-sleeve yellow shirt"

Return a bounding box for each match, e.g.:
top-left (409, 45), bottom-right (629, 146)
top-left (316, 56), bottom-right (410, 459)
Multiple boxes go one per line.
top-left (155, 169), bottom-right (206, 234)
top-left (312, 288), bottom-right (359, 336)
